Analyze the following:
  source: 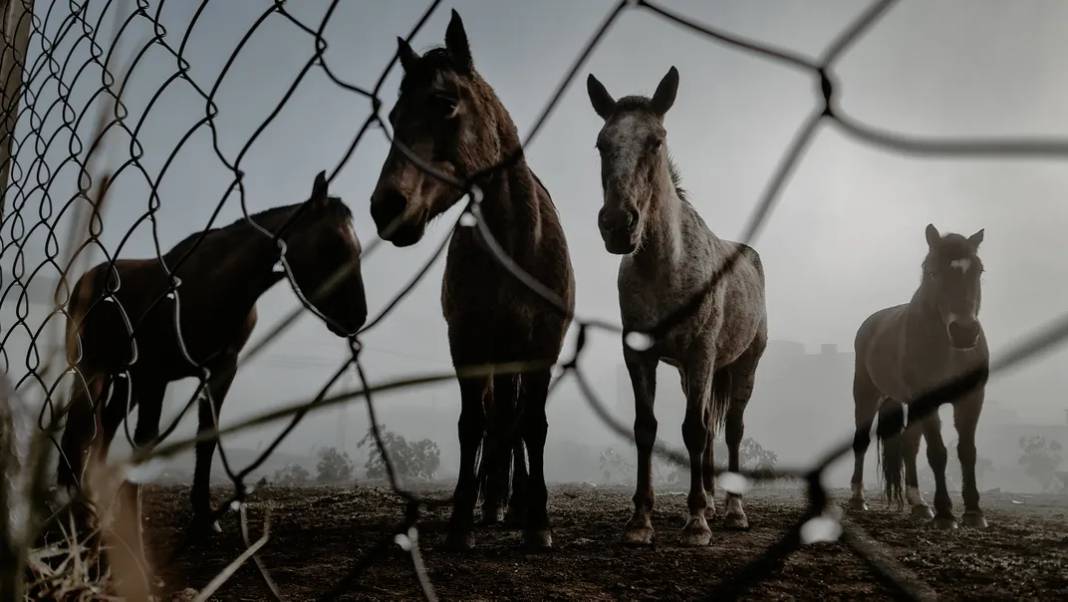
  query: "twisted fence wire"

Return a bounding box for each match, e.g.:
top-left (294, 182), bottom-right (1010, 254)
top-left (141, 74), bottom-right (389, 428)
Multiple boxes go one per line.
top-left (2, 0), bottom-right (1068, 599)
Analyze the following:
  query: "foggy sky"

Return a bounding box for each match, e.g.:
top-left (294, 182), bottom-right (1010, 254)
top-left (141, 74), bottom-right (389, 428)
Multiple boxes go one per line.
top-left (4, 0), bottom-right (1068, 486)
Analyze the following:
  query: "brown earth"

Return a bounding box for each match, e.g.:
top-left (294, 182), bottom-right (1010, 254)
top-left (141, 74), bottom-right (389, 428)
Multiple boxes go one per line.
top-left (136, 484), bottom-right (1067, 601)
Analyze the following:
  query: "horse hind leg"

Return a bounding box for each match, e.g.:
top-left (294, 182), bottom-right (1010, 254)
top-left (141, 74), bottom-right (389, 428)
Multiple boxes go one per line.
top-left (903, 412), bottom-right (933, 520)
top-left (504, 438), bottom-right (528, 527)
top-left (723, 341), bottom-right (763, 531)
top-left (480, 374), bottom-right (516, 526)
top-left (702, 368), bottom-right (730, 521)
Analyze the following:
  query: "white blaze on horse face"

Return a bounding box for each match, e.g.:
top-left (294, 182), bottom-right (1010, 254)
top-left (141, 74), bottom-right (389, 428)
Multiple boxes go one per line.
top-left (949, 258), bottom-right (971, 273)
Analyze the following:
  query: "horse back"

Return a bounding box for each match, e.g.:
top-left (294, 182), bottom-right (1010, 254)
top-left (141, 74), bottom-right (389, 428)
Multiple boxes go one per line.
top-left (854, 303), bottom-right (910, 400)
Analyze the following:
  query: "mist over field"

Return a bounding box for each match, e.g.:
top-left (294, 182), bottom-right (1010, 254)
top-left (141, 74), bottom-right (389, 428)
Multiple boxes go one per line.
top-left (4, 0), bottom-right (1068, 496)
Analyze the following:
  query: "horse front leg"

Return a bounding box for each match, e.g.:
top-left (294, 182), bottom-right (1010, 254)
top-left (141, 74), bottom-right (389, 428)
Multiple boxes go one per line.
top-left (623, 346), bottom-right (657, 545)
top-left (446, 374), bottom-right (488, 550)
top-left (922, 413), bottom-right (956, 529)
top-left (191, 356), bottom-right (237, 530)
top-left (954, 392), bottom-right (987, 528)
top-left (681, 355), bottom-right (713, 546)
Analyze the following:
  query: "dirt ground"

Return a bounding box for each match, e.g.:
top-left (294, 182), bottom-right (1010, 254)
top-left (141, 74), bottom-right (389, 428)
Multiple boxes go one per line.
top-left (137, 483), bottom-right (1067, 601)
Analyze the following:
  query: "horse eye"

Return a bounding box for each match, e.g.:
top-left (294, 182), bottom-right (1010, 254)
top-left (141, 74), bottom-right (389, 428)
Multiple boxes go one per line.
top-left (430, 94), bottom-right (459, 119)
top-left (647, 138), bottom-right (662, 152)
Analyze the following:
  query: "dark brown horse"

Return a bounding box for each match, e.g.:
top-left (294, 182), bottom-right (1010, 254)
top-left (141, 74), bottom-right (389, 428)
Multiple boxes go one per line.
top-left (59, 173), bottom-right (366, 525)
top-left (587, 68), bottom-right (767, 546)
top-left (371, 11), bottom-right (574, 549)
top-left (850, 224), bottom-right (988, 529)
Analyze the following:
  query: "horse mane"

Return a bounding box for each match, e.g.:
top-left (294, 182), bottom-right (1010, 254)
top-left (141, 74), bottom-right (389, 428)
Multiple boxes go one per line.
top-left (168, 197), bottom-right (352, 257)
top-left (667, 155), bottom-right (687, 204)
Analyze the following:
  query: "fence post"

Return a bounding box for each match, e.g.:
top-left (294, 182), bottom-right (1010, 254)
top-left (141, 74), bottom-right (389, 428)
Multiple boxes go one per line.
top-left (0, 0), bottom-right (33, 218)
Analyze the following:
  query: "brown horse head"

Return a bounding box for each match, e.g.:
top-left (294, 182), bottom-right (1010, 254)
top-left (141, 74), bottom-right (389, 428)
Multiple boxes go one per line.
top-left (922, 223), bottom-right (985, 349)
top-left (586, 67), bottom-right (679, 254)
top-left (371, 10), bottom-right (518, 246)
top-left (284, 172), bottom-right (367, 336)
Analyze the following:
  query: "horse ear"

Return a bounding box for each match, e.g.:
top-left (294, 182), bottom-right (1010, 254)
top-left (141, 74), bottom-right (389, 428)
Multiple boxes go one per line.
top-left (925, 223), bottom-right (941, 247)
top-left (445, 9), bottom-right (473, 73)
top-left (968, 228), bottom-right (984, 247)
top-left (396, 37), bottom-right (419, 73)
top-left (310, 170), bottom-right (328, 206)
top-left (651, 66), bottom-right (679, 115)
top-left (586, 74), bottom-right (615, 120)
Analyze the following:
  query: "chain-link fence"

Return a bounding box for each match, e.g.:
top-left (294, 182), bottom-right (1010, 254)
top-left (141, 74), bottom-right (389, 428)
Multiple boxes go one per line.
top-left (3, 0), bottom-right (1068, 599)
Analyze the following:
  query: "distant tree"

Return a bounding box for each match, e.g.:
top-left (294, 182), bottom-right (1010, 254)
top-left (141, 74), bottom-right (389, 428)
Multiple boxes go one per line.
top-left (273, 464), bottom-right (311, 487)
top-left (598, 447), bottom-right (634, 485)
top-left (316, 447), bottom-right (354, 484)
top-left (1018, 436), bottom-right (1063, 491)
top-left (712, 437), bottom-right (778, 475)
top-left (652, 455), bottom-right (686, 488)
top-left (358, 425), bottom-right (441, 481)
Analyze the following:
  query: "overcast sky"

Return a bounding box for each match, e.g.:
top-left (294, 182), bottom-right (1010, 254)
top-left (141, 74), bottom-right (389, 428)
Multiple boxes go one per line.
top-left (4, 0), bottom-right (1068, 485)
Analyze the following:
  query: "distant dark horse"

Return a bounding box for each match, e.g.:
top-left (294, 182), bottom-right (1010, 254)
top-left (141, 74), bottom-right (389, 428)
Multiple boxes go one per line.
top-left (371, 11), bottom-right (574, 549)
top-left (850, 224), bottom-right (989, 529)
top-left (587, 68), bottom-right (767, 546)
top-left (59, 173), bottom-right (367, 525)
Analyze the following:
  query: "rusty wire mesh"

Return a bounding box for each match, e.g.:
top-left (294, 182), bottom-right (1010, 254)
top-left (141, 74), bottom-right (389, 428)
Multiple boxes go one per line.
top-left (3, 0), bottom-right (1068, 599)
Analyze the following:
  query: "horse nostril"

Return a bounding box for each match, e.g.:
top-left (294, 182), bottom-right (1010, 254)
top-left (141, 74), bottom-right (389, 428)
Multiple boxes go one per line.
top-left (372, 189), bottom-right (407, 227)
top-left (598, 207), bottom-right (636, 232)
top-left (948, 320), bottom-right (980, 347)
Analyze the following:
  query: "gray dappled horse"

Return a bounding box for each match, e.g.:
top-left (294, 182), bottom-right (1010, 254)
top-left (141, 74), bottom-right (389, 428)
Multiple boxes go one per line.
top-left (587, 67), bottom-right (767, 546)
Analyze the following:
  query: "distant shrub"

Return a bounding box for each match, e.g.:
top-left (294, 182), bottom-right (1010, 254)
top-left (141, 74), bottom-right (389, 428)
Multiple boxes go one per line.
top-left (358, 425), bottom-right (440, 481)
top-left (1018, 436), bottom-right (1063, 492)
top-left (272, 464), bottom-right (311, 487)
top-left (316, 447), bottom-right (355, 484)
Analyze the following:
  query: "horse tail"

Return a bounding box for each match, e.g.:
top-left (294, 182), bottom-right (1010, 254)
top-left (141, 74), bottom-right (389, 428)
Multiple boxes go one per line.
top-left (710, 368), bottom-right (732, 433)
top-left (876, 399), bottom-right (906, 506)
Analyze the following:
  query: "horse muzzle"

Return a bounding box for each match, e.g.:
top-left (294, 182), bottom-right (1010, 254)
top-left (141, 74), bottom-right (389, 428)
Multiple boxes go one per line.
top-left (370, 189), bottom-right (426, 247)
top-left (947, 318), bottom-right (981, 350)
top-left (598, 206), bottom-right (638, 255)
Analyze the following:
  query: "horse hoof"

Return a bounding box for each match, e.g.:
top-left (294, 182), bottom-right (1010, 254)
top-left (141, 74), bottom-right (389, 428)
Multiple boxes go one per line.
top-left (929, 515), bottom-right (958, 530)
top-left (962, 512), bottom-right (988, 528)
top-left (681, 519), bottom-right (712, 546)
top-left (623, 526), bottom-right (655, 546)
top-left (910, 505), bottom-right (934, 520)
top-left (723, 512), bottom-right (749, 531)
top-left (522, 529), bottom-right (553, 550)
top-left (847, 498), bottom-right (869, 512)
top-left (444, 531), bottom-right (475, 551)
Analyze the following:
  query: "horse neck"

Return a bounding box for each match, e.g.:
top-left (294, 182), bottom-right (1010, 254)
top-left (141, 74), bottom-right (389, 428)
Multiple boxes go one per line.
top-left (906, 279), bottom-right (950, 349)
top-left (175, 208), bottom-right (293, 307)
top-left (470, 114), bottom-right (545, 258)
top-left (630, 158), bottom-right (683, 272)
